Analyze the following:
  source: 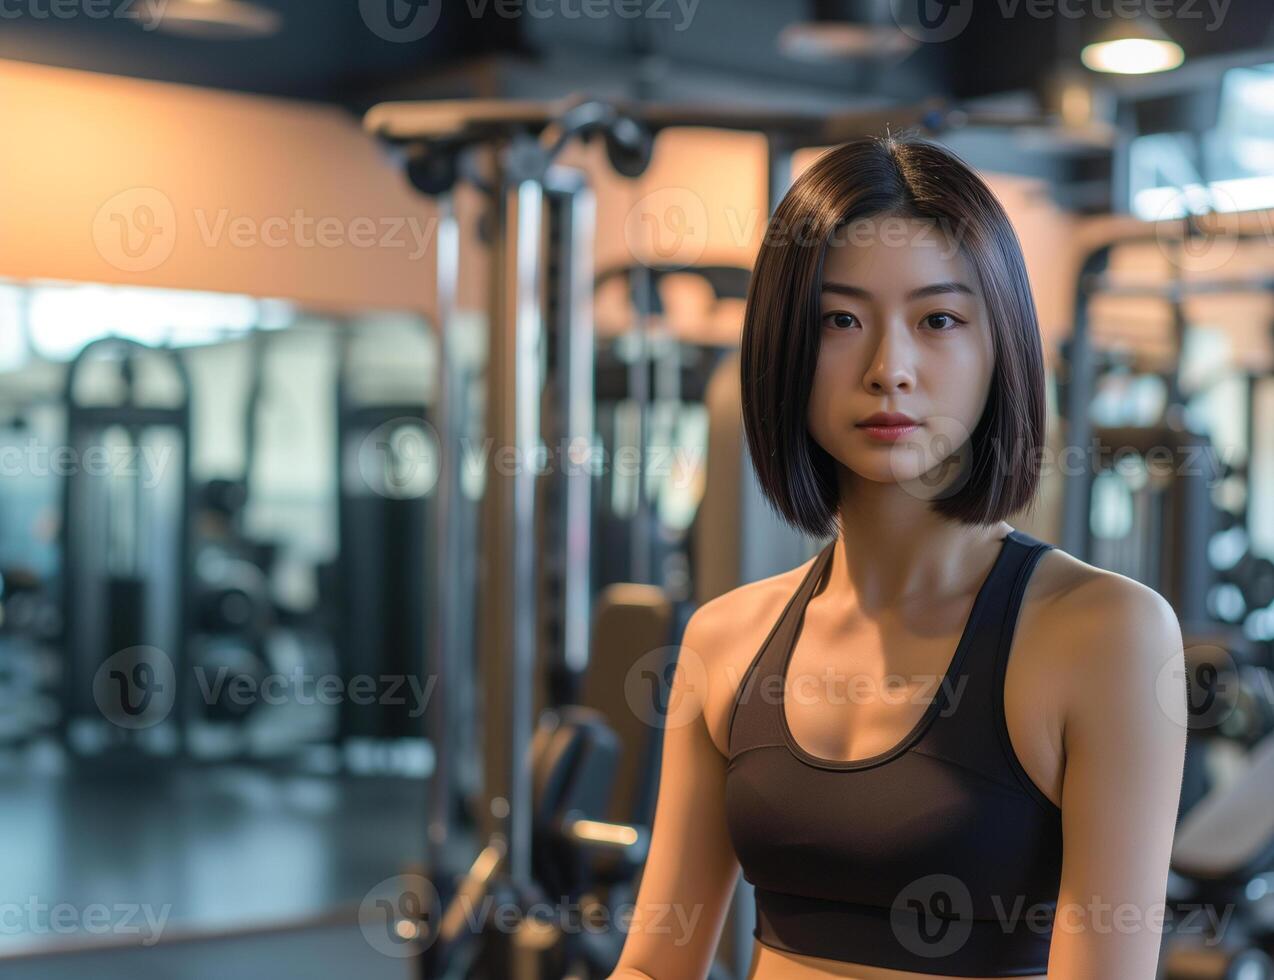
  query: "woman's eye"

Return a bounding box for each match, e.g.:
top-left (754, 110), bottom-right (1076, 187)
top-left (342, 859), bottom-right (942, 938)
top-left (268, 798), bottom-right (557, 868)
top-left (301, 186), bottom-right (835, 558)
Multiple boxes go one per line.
top-left (926, 313), bottom-right (962, 331)
top-left (825, 312), bottom-right (857, 330)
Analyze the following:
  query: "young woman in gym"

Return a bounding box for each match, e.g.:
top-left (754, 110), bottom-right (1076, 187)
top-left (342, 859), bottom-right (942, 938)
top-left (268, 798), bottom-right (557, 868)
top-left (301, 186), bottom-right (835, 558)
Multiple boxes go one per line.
top-left (608, 135), bottom-right (1187, 980)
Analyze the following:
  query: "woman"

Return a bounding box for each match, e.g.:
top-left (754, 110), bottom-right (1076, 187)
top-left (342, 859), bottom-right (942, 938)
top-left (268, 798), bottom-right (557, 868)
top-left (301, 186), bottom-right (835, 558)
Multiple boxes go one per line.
top-left (608, 136), bottom-right (1187, 980)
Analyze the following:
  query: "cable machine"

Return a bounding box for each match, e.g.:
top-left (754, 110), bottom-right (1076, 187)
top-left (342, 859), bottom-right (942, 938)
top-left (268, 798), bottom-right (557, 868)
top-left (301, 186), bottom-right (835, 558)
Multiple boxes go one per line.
top-left (59, 337), bottom-right (193, 758)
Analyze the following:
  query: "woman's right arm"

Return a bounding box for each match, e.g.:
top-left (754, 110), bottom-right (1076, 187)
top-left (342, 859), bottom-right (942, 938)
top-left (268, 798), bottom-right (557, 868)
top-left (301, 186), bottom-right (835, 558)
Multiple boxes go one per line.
top-left (607, 604), bottom-right (743, 980)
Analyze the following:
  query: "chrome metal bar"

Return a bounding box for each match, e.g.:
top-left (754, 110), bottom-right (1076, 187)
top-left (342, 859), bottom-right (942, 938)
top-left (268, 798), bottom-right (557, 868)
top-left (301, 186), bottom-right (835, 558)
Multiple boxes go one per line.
top-left (428, 192), bottom-right (462, 863)
top-left (508, 176), bottom-right (545, 887)
top-left (548, 166), bottom-right (596, 675)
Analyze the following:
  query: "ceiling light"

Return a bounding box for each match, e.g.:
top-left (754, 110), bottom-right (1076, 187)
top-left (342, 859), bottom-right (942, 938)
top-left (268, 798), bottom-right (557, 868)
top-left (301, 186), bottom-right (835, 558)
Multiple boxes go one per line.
top-left (138, 0), bottom-right (281, 40)
top-left (778, 0), bottom-right (916, 62)
top-left (1081, 15), bottom-right (1184, 75)
top-left (778, 20), bottom-right (917, 62)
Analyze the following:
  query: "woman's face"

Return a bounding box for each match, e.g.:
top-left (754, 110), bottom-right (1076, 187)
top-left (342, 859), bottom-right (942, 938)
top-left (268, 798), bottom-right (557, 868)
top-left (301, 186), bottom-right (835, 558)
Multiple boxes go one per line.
top-left (806, 214), bottom-right (995, 495)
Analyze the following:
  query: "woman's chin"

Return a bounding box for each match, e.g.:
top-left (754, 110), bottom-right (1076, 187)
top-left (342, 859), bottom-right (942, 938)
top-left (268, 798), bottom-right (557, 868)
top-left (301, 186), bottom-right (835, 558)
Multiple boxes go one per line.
top-left (840, 452), bottom-right (967, 492)
top-left (841, 461), bottom-right (928, 486)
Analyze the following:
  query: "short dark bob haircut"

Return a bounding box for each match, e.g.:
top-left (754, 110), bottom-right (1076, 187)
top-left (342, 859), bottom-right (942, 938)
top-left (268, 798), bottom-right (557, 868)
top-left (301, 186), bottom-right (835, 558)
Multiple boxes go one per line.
top-left (740, 134), bottom-right (1047, 541)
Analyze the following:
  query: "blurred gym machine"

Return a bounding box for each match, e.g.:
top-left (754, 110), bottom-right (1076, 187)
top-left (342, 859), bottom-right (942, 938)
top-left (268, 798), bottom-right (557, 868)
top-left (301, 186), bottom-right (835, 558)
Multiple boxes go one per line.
top-left (185, 330), bottom-right (332, 762)
top-left (366, 97), bottom-right (654, 979)
top-left (365, 94), bottom-right (1093, 978)
top-left (59, 337), bottom-right (193, 757)
top-left (0, 565), bottom-right (60, 743)
top-left (1059, 218), bottom-right (1274, 978)
top-left (331, 323), bottom-right (437, 773)
top-left (0, 405), bottom-right (62, 746)
top-left (589, 263), bottom-right (749, 602)
top-left (58, 330), bottom-right (338, 764)
top-left (186, 476), bottom-right (272, 752)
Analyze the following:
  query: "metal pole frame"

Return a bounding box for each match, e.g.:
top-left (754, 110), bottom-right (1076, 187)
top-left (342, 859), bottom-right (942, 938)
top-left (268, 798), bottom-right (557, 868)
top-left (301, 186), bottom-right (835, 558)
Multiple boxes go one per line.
top-left (1061, 224), bottom-right (1274, 560)
top-left (544, 165), bottom-right (597, 677)
top-left (428, 191), bottom-right (463, 865)
top-left (479, 145), bottom-right (549, 890)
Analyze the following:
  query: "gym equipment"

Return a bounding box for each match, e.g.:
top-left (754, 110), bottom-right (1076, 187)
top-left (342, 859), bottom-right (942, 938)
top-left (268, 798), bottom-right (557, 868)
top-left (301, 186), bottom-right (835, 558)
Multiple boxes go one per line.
top-left (590, 263), bottom-right (748, 601)
top-left (333, 324), bottom-right (433, 757)
top-left (1060, 222), bottom-right (1274, 570)
top-left (59, 337), bottom-right (193, 757)
top-left (577, 583), bottom-right (672, 848)
top-left (368, 99), bottom-right (623, 978)
top-left (185, 478), bottom-right (274, 751)
top-left (182, 330), bottom-right (349, 764)
top-left (414, 705), bottom-right (648, 980)
top-left (422, 193), bottom-right (485, 857)
top-left (1079, 422), bottom-right (1219, 629)
top-left (0, 404), bottom-right (65, 745)
top-left (0, 566), bottom-right (60, 744)
top-left (1162, 731), bottom-right (1274, 980)
top-left (1220, 553), bottom-right (1274, 623)
top-left (401, 587), bottom-right (680, 979)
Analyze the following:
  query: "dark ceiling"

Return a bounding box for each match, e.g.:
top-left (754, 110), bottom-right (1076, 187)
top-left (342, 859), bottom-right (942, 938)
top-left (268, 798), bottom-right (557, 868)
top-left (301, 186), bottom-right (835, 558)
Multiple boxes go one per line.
top-left (3, 0), bottom-right (1272, 212)
top-left (3, 0), bottom-right (1271, 109)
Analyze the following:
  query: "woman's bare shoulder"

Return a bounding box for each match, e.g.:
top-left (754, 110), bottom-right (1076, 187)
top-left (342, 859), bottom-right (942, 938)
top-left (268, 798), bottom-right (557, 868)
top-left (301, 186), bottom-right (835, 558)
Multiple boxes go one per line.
top-left (1017, 545), bottom-right (1183, 717)
top-left (682, 552), bottom-right (826, 759)
top-left (1028, 545), bottom-right (1178, 632)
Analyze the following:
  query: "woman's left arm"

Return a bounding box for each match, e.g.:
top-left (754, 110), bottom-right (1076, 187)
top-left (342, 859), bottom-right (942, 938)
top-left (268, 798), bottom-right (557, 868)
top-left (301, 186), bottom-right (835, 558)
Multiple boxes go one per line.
top-left (1046, 576), bottom-right (1188, 980)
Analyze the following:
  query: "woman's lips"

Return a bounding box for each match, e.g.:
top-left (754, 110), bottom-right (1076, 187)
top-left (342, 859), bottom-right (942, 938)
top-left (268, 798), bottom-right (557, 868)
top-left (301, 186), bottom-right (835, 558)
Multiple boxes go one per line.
top-left (856, 421), bottom-right (920, 442)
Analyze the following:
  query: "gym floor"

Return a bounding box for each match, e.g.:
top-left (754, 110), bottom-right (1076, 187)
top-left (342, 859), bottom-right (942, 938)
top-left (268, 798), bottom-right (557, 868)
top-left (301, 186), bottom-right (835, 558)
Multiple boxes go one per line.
top-left (0, 750), bottom-right (436, 977)
top-left (1, 922), bottom-right (412, 980)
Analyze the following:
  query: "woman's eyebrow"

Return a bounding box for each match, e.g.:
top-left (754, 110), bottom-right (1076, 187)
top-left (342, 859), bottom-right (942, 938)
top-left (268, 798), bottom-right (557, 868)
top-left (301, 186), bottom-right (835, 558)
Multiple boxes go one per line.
top-left (821, 281), bottom-right (975, 300)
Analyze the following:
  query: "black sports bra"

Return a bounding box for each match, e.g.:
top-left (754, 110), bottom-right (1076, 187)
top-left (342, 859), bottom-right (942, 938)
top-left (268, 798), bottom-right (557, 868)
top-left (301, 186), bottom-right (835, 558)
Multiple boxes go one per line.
top-left (725, 528), bottom-right (1063, 977)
